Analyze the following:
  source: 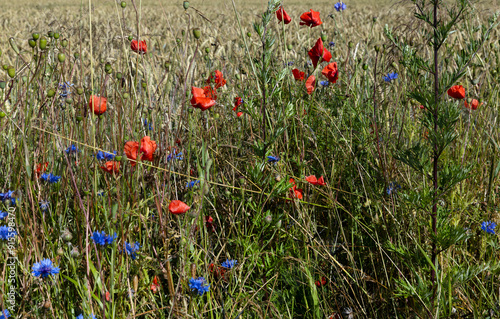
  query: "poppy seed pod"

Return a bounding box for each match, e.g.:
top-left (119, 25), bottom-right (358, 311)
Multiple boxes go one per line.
top-left (76, 87), bottom-right (84, 95)
top-left (32, 33), bottom-right (40, 40)
top-left (74, 52), bottom-right (80, 59)
top-left (183, 1), bottom-right (189, 10)
top-left (57, 53), bottom-right (66, 63)
top-left (287, 44), bottom-right (293, 50)
top-left (47, 89), bottom-right (56, 97)
top-left (0, 81), bottom-right (6, 89)
top-left (105, 62), bottom-right (112, 74)
top-left (121, 1), bottom-right (126, 8)
top-left (128, 35), bottom-right (133, 41)
top-left (205, 47), bottom-right (210, 54)
top-left (116, 72), bottom-right (122, 79)
top-left (54, 33), bottom-right (60, 39)
top-left (28, 39), bottom-right (36, 48)
top-left (2, 65), bottom-right (7, 70)
top-left (362, 63), bottom-right (368, 70)
top-left (39, 37), bottom-right (47, 50)
top-left (321, 33), bottom-right (327, 42)
top-left (193, 28), bottom-right (201, 39)
top-left (7, 66), bottom-right (15, 79)
top-left (0, 111), bottom-right (6, 118)
top-left (61, 39), bottom-right (68, 48)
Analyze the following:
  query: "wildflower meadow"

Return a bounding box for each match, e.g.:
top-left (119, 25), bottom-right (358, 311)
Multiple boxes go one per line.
top-left (0, 0), bottom-right (500, 317)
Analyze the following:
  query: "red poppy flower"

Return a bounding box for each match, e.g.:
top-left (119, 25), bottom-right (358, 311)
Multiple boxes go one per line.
top-left (321, 62), bottom-right (338, 84)
top-left (419, 105), bottom-right (425, 110)
top-left (131, 39), bottom-right (147, 54)
top-left (233, 97), bottom-right (243, 111)
top-left (124, 141), bottom-right (139, 166)
top-left (89, 95), bottom-right (107, 116)
top-left (205, 215), bottom-right (216, 232)
top-left (306, 75), bottom-right (316, 95)
top-left (237, 112), bottom-right (243, 117)
top-left (276, 6), bottom-right (292, 24)
top-left (101, 161), bottom-right (120, 173)
top-left (464, 99), bottom-right (482, 110)
top-left (308, 38), bottom-right (331, 68)
top-left (321, 276), bottom-right (327, 286)
top-left (35, 162), bottom-right (48, 176)
top-left (206, 70), bottom-right (226, 89)
top-left (315, 280), bottom-right (321, 287)
top-left (289, 178), bottom-right (304, 200)
top-left (140, 136), bottom-right (157, 162)
top-left (305, 175), bottom-right (326, 186)
top-left (191, 86), bottom-right (216, 111)
top-left (203, 86), bottom-right (217, 100)
top-left (300, 9), bottom-right (322, 27)
top-left (292, 69), bottom-right (305, 81)
top-left (447, 85), bottom-right (465, 99)
top-left (150, 276), bottom-right (160, 293)
top-left (169, 200), bottom-right (190, 214)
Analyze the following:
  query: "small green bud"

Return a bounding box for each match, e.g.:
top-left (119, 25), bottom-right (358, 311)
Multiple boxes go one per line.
top-left (75, 115), bottom-right (83, 122)
top-left (32, 33), bottom-right (40, 40)
top-left (183, 1), bottom-right (189, 10)
top-left (22, 76), bottom-right (27, 83)
top-left (372, 16), bottom-right (378, 23)
top-left (321, 33), bottom-right (327, 42)
top-left (205, 47), bottom-right (210, 54)
top-left (28, 39), bottom-right (36, 48)
top-left (121, 1), bottom-right (126, 8)
top-left (47, 89), bottom-right (56, 97)
top-left (128, 35), bottom-right (133, 41)
top-left (2, 65), bottom-right (8, 70)
top-left (48, 31), bottom-right (54, 38)
top-left (105, 62), bottom-right (112, 73)
top-left (115, 155), bottom-right (122, 162)
top-left (65, 98), bottom-right (72, 104)
top-left (141, 81), bottom-right (147, 89)
top-left (0, 81), bottom-right (5, 89)
top-left (61, 39), bottom-right (69, 48)
top-left (235, 73), bottom-right (241, 80)
top-left (214, 113), bottom-right (220, 119)
top-left (374, 45), bottom-right (380, 53)
top-left (7, 66), bottom-right (15, 78)
top-left (164, 61), bottom-right (171, 69)
top-left (287, 44), bottom-right (293, 50)
top-left (247, 32), bottom-right (251, 38)
top-left (193, 28), bottom-right (201, 40)
top-left (0, 111), bottom-right (6, 118)
top-left (362, 63), bottom-right (368, 70)
top-left (54, 32), bottom-right (60, 39)
top-left (57, 248), bottom-right (64, 256)
top-left (181, 30), bottom-right (185, 37)
top-left (348, 41), bottom-right (354, 49)
top-left (57, 53), bottom-right (66, 63)
top-left (9, 37), bottom-right (20, 55)
top-left (176, 38), bottom-right (181, 44)
top-left (77, 87), bottom-right (84, 95)
top-left (116, 72), bottom-right (123, 79)
top-left (74, 52), bottom-right (80, 59)
top-left (61, 229), bottom-right (73, 241)
top-left (123, 92), bottom-right (130, 99)
top-left (39, 37), bottom-right (47, 50)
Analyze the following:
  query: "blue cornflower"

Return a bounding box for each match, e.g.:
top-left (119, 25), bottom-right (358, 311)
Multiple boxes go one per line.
top-left (334, 1), bottom-right (346, 11)
top-left (221, 259), bottom-right (237, 269)
top-left (40, 173), bottom-right (61, 184)
top-left (0, 191), bottom-right (15, 206)
top-left (0, 226), bottom-right (16, 240)
top-left (94, 150), bottom-right (116, 161)
top-left (287, 61), bottom-right (294, 66)
top-left (76, 315), bottom-right (83, 319)
top-left (32, 258), bottom-right (60, 278)
top-left (0, 211), bottom-right (7, 220)
top-left (383, 72), bottom-right (398, 82)
top-left (320, 81), bottom-right (330, 87)
top-left (77, 314), bottom-right (96, 319)
top-left (143, 119), bottom-right (153, 131)
top-left (39, 200), bottom-right (50, 213)
top-left (65, 145), bottom-right (79, 154)
top-left (189, 277), bottom-right (210, 296)
top-left (481, 221), bottom-right (497, 234)
top-left (91, 231), bottom-right (117, 246)
top-left (167, 149), bottom-right (183, 161)
top-left (267, 155), bottom-right (280, 164)
top-left (386, 182), bottom-right (401, 195)
top-left (186, 180), bottom-right (200, 188)
top-left (124, 241), bottom-right (141, 260)
top-left (0, 309), bottom-right (10, 319)
top-left (329, 41), bottom-right (335, 48)
top-left (58, 82), bottom-right (74, 98)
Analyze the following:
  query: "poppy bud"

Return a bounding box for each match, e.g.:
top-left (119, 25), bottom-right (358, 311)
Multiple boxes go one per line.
top-left (115, 155), bottom-right (122, 162)
top-left (58, 53), bottom-right (66, 63)
top-left (121, 1), bottom-right (126, 8)
top-left (77, 87), bottom-right (84, 95)
top-left (128, 35), bottom-right (133, 41)
top-left (214, 113), bottom-right (220, 119)
top-left (193, 28), bottom-right (201, 39)
top-left (374, 45), bottom-right (380, 52)
top-left (105, 62), bottom-right (112, 73)
top-left (74, 52), bottom-right (80, 59)
top-left (2, 65), bottom-right (7, 70)
top-left (362, 63), bottom-right (368, 70)
top-left (372, 16), bottom-right (378, 22)
top-left (176, 38), bottom-right (181, 44)
top-left (39, 37), bottom-right (47, 50)
top-left (54, 32), bottom-right (60, 39)
top-left (0, 111), bottom-right (6, 118)
top-left (32, 33), bottom-right (40, 40)
top-left (75, 115), bottom-right (83, 122)
top-left (7, 66), bottom-right (15, 78)
top-left (287, 44), bottom-right (293, 50)
top-left (48, 31), bottom-right (54, 38)
top-left (28, 39), bottom-right (36, 48)
top-left (47, 89), bottom-right (56, 97)
top-left (348, 41), bottom-right (354, 49)
top-left (205, 47), bottom-right (210, 54)
top-left (204, 55), bottom-right (209, 62)
top-left (321, 33), bottom-right (327, 42)
top-left (141, 81), bottom-right (147, 89)
top-left (70, 247), bottom-right (80, 257)
top-left (183, 1), bottom-right (189, 10)
top-left (182, 30), bottom-right (185, 37)
top-left (61, 39), bottom-right (69, 48)
top-left (247, 32), bottom-right (251, 37)
top-left (9, 37), bottom-right (20, 55)
top-left (0, 81), bottom-right (5, 89)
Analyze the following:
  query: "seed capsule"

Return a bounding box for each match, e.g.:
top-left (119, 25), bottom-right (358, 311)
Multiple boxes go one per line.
top-left (7, 66), bottom-right (15, 78)
top-left (183, 1), bottom-right (189, 10)
top-left (32, 33), bottom-right (40, 40)
top-left (54, 33), bottom-right (60, 39)
top-left (39, 37), bottom-right (47, 50)
top-left (58, 53), bottom-right (66, 63)
top-left (121, 1), bottom-right (126, 8)
top-left (61, 39), bottom-right (69, 48)
top-left (193, 28), bottom-right (201, 39)
top-left (47, 89), bottom-right (56, 97)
